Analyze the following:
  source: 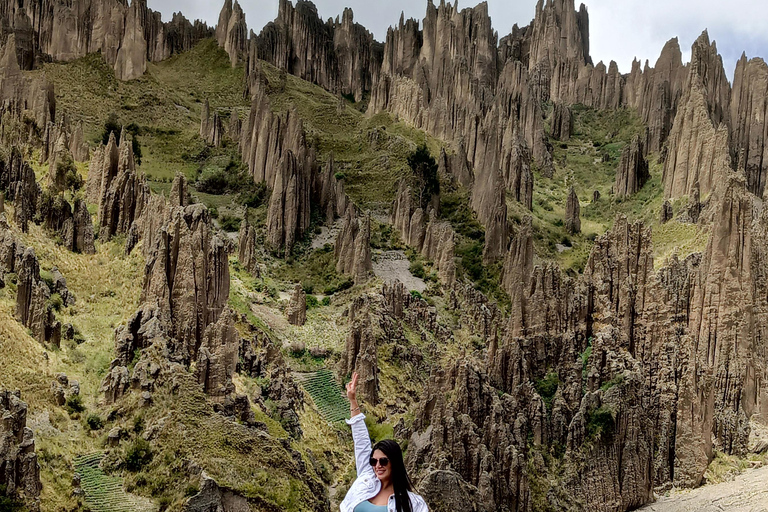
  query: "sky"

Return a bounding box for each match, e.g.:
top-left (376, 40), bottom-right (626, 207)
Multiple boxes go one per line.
top-left (147, 0), bottom-right (768, 80)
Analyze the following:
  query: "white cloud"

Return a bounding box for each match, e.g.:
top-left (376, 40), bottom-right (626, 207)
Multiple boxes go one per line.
top-left (147, 0), bottom-right (768, 80)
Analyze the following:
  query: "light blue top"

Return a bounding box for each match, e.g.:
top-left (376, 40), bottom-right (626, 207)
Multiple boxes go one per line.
top-left (353, 500), bottom-right (389, 512)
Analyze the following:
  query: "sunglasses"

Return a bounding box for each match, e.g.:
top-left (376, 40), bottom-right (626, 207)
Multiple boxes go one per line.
top-left (369, 457), bottom-right (390, 467)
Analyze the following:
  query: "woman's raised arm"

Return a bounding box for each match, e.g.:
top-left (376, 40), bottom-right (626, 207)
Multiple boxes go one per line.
top-left (345, 372), bottom-right (374, 478)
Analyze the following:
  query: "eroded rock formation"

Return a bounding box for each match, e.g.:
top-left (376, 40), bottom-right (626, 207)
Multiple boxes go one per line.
top-left (340, 295), bottom-right (379, 405)
top-left (89, 131), bottom-right (151, 245)
top-left (565, 186), bottom-right (581, 234)
top-left (237, 217), bottom-right (260, 277)
top-left (200, 99), bottom-right (224, 147)
top-left (0, 0), bottom-right (213, 81)
top-left (240, 77), bottom-right (314, 255)
top-left (335, 205), bottom-right (372, 284)
top-left (286, 284), bottom-right (307, 326)
top-left (730, 54), bottom-right (768, 197)
top-left (195, 308), bottom-right (240, 401)
top-left (216, 0), bottom-right (247, 66)
top-left (0, 390), bottom-right (41, 512)
top-left (15, 246), bottom-right (60, 346)
top-left (663, 32), bottom-right (732, 200)
top-left (253, 0), bottom-right (382, 101)
top-left (0, 147), bottom-right (40, 233)
top-left (615, 135), bottom-right (649, 197)
top-left (390, 181), bottom-right (457, 284)
top-left (551, 102), bottom-right (573, 141)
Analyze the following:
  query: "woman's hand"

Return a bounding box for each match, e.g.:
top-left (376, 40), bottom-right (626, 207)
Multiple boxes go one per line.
top-left (346, 372), bottom-right (359, 402)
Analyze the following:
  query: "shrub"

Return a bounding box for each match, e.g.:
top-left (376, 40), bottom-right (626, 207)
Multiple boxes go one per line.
top-left (219, 215), bottom-right (241, 232)
top-left (65, 394), bottom-right (85, 414)
top-left (125, 437), bottom-right (153, 472)
top-left (321, 296), bottom-right (331, 307)
top-left (585, 405), bottom-right (615, 439)
top-left (306, 295), bottom-right (319, 310)
top-left (410, 290), bottom-right (423, 300)
top-left (407, 145), bottom-right (439, 209)
top-left (535, 372), bottom-right (560, 409)
top-left (288, 341), bottom-right (306, 356)
top-left (0, 485), bottom-right (24, 512)
top-left (86, 413), bottom-right (103, 431)
top-left (48, 293), bottom-right (64, 312)
top-left (132, 415), bottom-right (145, 434)
top-left (409, 260), bottom-right (425, 279)
top-left (184, 484), bottom-right (200, 497)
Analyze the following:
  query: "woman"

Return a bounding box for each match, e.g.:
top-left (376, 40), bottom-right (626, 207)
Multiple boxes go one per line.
top-left (340, 372), bottom-right (428, 512)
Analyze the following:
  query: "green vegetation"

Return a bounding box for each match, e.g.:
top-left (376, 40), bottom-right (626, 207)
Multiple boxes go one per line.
top-left (406, 144), bottom-right (440, 209)
top-left (86, 413), bottom-right (103, 431)
top-left (65, 394), bottom-right (85, 414)
top-left (260, 62), bottom-right (444, 209)
top-left (298, 370), bottom-right (350, 423)
top-left (600, 373), bottom-right (624, 392)
top-left (275, 245), bottom-right (353, 296)
top-left (535, 372), bottom-right (560, 409)
top-left (74, 453), bottom-right (156, 512)
top-left (125, 438), bottom-right (153, 472)
top-left (585, 405), bottom-right (615, 439)
top-left (0, 485), bottom-right (25, 512)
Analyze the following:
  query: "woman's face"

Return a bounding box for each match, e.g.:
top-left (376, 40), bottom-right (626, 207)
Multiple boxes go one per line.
top-left (371, 449), bottom-right (392, 483)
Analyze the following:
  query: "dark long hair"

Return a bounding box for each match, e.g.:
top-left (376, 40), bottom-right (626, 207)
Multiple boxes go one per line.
top-left (371, 439), bottom-right (413, 512)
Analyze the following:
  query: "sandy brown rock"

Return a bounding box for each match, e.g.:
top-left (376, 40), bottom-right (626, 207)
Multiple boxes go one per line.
top-left (216, 0), bottom-right (247, 67)
top-left (195, 308), bottom-right (240, 401)
top-left (0, 390), bottom-right (41, 512)
top-left (237, 217), bottom-right (260, 277)
top-left (390, 181), bottom-right (458, 283)
top-left (253, 0), bottom-right (382, 101)
top-left (565, 186), bottom-right (581, 234)
top-left (335, 205), bottom-right (372, 284)
top-left (314, 153), bottom-right (349, 224)
top-left (200, 99), bottom-right (224, 147)
top-left (286, 284), bottom-right (307, 326)
top-left (660, 200), bottom-right (673, 224)
top-left (339, 295), bottom-right (379, 405)
top-left (15, 247), bottom-right (59, 346)
top-left (663, 32), bottom-right (732, 200)
top-left (142, 204), bottom-right (232, 363)
top-left (551, 102), bottom-right (573, 141)
top-left (0, 34), bottom-right (55, 129)
top-left (240, 83), bottom-right (314, 255)
top-left (0, 148), bottom-right (39, 233)
top-left (615, 135), bottom-right (650, 197)
top-left (730, 54), bottom-right (768, 197)
top-left (0, 0), bottom-right (212, 81)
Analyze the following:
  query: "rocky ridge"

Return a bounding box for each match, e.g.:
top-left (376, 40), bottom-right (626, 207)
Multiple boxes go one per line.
top-left (0, 0), bottom-right (214, 81)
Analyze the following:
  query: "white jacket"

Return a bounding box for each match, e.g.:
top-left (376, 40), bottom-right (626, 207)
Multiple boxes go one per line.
top-left (340, 414), bottom-right (428, 512)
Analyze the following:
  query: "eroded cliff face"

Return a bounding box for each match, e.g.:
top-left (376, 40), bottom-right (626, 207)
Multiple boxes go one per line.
top-left (730, 55), bottom-right (768, 198)
top-left (663, 32), bottom-right (732, 200)
top-left (253, 0), bottom-right (382, 101)
top-left (215, 0), bottom-right (247, 67)
top-left (240, 70), bottom-right (315, 255)
top-left (391, 181), bottom-right (457, 284)
top-left (0, 0), bottom-right (213, 80)
top-left (0, 390), bottom-right (41, 512)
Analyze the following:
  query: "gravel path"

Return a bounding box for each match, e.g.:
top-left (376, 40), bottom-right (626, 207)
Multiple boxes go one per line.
top-left (639, 465), bottom-right (768, 511)
top-left (373, 250), bottom-right (426, 293)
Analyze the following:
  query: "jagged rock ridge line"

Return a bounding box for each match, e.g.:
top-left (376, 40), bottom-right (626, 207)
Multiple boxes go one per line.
top-left (0, 0), bottom-right (214, 80)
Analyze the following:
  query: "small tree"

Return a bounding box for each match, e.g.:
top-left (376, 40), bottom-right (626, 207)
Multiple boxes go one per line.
top-left (101, 113), bottom-right (121, 145)
top-left (407, 145), bottom-right (439, 209)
